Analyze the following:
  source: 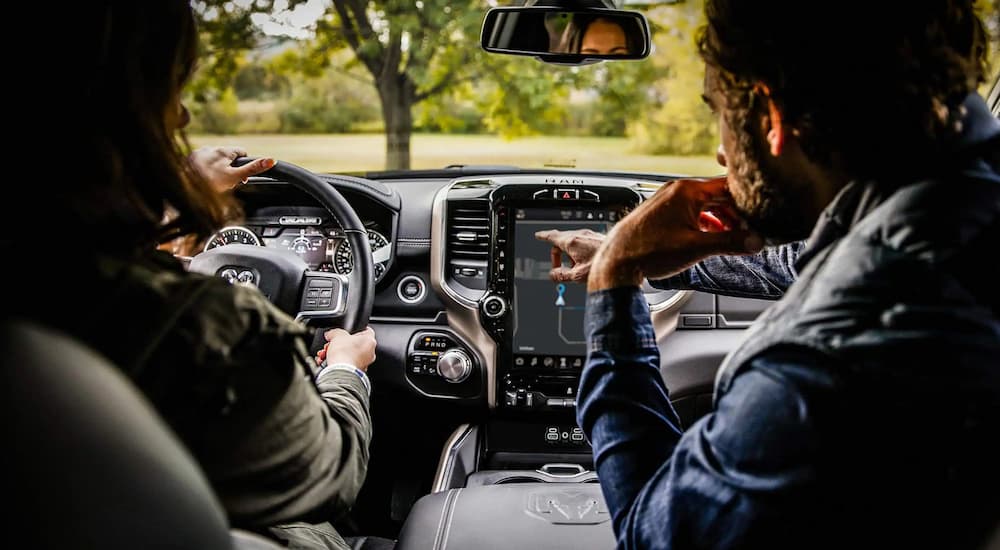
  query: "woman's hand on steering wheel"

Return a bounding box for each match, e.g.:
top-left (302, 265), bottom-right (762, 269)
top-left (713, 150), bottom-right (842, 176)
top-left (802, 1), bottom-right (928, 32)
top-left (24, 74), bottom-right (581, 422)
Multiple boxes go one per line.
top-left (189, 147), bottom-right (275, 192)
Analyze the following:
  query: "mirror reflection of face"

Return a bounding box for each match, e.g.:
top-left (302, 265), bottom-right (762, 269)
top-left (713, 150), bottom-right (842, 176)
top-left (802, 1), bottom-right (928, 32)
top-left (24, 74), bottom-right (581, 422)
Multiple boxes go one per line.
top-left (580, 18), bottom-right (629, 55)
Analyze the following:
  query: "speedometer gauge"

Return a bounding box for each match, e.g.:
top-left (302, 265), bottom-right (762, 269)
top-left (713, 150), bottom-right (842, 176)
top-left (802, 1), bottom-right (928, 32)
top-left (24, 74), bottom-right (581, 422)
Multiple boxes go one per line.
top-left (204, 226), bottom-right (261, 251)
top-left (334, 230), bottom-right (390, 282)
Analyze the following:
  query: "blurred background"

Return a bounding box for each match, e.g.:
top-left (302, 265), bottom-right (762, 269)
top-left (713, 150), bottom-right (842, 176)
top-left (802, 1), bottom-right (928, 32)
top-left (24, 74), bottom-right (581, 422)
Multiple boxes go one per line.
top-left (187, 0), bottom-right (1000, 174)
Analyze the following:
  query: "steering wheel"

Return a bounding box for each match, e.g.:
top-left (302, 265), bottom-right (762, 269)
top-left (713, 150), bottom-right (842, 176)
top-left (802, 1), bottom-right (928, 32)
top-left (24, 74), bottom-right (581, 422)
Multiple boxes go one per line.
top-left (188, 158), bottom-right (375, 333)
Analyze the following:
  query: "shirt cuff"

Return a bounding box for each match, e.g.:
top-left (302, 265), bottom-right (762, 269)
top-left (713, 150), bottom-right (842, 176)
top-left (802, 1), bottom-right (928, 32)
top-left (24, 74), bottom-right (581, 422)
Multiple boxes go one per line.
top-left (648, 273), bottom-right (687, 291)
top-left (586, 286), bottom-right (657, 354)
top-left (317, 362), bottom-right (371, 396)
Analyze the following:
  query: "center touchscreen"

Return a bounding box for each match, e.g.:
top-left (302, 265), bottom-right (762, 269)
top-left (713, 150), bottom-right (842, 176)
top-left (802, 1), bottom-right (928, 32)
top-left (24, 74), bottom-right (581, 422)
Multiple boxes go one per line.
top-left (511, 207), bottom-right (615, 368)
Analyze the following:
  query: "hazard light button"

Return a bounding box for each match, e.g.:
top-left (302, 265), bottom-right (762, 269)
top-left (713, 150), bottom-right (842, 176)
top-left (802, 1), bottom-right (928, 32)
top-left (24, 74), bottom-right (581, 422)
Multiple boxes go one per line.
top-left (554, 189), bottom-right (580, 200)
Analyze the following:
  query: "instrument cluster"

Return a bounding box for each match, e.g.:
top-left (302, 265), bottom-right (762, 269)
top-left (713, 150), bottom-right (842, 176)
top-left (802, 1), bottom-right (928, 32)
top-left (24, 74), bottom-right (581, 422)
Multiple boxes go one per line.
top-left (204, 221), bottom-right (391, 282)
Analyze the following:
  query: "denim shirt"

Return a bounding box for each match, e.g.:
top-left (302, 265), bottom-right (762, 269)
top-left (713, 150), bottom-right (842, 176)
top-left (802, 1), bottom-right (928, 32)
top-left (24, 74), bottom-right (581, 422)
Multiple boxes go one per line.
top-left (650, 242), bottom-right (804, 299)
top-left (578, 95), bottom-right (1000, 549)
top-left (579, 288), bottom-right (832, 549)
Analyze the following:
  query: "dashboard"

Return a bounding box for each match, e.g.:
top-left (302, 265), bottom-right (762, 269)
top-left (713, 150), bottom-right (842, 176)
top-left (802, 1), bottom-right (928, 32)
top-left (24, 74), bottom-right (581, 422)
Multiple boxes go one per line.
top-left (202, 182), bottom-right (397, 283)
top-left (195, 169), bottom-right (763, 433)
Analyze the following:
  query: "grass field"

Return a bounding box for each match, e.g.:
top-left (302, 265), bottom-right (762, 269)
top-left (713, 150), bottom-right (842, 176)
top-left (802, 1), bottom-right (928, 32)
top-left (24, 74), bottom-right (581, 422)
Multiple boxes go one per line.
top-left (190, 133), bottom-right (719, 176)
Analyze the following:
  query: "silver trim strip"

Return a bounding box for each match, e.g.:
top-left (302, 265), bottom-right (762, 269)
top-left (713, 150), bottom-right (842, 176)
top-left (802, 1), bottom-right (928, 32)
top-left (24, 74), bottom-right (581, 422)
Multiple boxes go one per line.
top-left (203, 225), bottom-right (262, 252)
top-left (431, 185), bottom-right (499, 407)
top-left (649, 289), bottom-right (688, 313)
top-left (716, 313), bottom-right (754, 329)
top-left (437, 488), bottom-right (461, 550)
top-left (369, 312), bottom-right (448, 324)
top-left (432, 424), bottom-right (474, 494)
top-left (536, 463), bottom-right (587, 477)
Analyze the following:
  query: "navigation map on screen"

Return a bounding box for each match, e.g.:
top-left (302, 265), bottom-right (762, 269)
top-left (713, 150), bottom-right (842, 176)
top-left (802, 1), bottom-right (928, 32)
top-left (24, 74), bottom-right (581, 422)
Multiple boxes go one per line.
top-left (511, 208), bottom-right (614, 365)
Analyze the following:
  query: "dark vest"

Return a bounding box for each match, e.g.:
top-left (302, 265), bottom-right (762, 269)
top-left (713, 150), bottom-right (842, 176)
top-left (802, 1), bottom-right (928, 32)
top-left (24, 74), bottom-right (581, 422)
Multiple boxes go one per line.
top-left (714, 157), bottom-right (1000, 545)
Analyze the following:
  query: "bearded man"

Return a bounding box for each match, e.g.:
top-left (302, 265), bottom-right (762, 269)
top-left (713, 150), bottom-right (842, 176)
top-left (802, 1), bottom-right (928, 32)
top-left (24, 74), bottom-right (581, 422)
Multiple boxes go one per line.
top-left (570, 1), bottom-right (1000, 548)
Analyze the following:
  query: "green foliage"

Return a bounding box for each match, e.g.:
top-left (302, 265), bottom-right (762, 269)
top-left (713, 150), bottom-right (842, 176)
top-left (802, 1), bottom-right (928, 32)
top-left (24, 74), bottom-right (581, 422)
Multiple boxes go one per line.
top-left (234, 101), bottom-right (283, 133)
top-left (473, 57), bottom-right (573, 139)
top-left (278, 70), bottom-right (380, 133)
top-left (188, 52), bottom-right (380, 134)
top-left (629, 1), bottom-right (719, 156)
top-left (189, 1), bottom-right (306, 97)
top-left (188, 87), bottom-right (240, 134)
top-left (577, 61), bottom-right (664, 137)
top-left (978, 0), bottom-right (1000, 96)
top-left (233, 62), bottom-right (290, 100)
top-left (415, 97), bottom-right (486, 134)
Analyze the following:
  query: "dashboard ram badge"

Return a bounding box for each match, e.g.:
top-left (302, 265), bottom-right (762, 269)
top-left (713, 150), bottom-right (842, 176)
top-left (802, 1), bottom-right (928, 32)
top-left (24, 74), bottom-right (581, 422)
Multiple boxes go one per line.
top-left (527, 490), bottom-right (611, 525)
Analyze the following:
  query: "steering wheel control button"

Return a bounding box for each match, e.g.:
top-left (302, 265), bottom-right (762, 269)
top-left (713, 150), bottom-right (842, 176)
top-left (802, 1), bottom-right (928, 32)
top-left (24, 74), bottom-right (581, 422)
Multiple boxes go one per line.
top-left (437, 349), bottom-right (473, 383)
top-left (237, 270), bottom-right (256, 285)
top-left (397, 275), bottom-right (427, 304)
top-left (219, 268), bottom-right (238, 284)
top-left (482, 295), bottom-right (507, 318)
top-left (301, 275), bottom-right (345, 313)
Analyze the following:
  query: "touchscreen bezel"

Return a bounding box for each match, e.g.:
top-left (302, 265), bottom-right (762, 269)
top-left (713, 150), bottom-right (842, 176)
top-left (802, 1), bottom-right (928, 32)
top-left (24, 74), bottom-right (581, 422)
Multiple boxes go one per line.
top-left (482, 184), bottom-right (642, 410)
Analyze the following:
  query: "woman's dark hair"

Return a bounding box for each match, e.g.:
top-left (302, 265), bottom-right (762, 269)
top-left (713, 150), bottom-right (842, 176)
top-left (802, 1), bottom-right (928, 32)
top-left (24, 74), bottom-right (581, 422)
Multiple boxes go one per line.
top-left (697, 0), bottom-right (990, 178)
top-left (38, 1), bottom-right (234, 254)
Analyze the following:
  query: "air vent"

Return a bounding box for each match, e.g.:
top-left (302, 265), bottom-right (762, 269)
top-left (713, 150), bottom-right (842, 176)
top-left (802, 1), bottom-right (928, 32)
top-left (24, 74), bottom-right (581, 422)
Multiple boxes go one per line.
top-left (451, 179), bottom-right (496, 189)
top-left (446, 200), bottom-right (490, 290)
top-left (447, 200), bottom-right (490, 260)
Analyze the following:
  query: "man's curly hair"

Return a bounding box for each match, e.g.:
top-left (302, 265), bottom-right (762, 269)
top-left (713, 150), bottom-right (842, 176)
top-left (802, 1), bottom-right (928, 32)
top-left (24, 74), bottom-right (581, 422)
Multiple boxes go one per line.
top-left (698, 0), bottom-right (990, 179)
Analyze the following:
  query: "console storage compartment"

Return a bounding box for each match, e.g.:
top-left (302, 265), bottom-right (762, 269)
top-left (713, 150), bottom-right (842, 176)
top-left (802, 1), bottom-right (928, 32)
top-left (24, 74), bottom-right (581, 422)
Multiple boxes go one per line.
top-left (396, 483), bottom-right (614, 550)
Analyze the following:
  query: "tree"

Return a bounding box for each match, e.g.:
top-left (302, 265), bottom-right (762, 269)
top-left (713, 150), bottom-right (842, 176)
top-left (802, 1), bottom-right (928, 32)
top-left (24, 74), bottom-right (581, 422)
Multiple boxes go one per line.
top-left (187, 1), bottom-right (306, 107)
top-left (318, 1), bottom-right (486, 169)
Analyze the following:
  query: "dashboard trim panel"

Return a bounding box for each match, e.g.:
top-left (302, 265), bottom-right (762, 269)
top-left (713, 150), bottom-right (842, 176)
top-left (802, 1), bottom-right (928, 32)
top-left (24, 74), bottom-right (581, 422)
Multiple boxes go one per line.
top-left (432, 184), bottom-right (499, 407)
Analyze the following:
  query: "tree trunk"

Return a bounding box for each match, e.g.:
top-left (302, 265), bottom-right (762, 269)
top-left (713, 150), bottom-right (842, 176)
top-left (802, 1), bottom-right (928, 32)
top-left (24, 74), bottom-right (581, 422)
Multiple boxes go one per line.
top-left (378, 78), bottom-right (415, 171)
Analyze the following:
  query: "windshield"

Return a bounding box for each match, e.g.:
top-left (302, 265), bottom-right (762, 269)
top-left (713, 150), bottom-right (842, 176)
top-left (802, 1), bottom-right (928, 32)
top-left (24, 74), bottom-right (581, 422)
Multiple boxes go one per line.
top-left (187, 0), bottom-right (1000, 175)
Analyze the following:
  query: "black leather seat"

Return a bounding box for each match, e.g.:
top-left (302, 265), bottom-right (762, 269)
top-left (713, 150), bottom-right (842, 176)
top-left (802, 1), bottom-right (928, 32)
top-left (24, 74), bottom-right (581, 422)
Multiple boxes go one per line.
top-left (2, 320), bottom-right (281, 549)
top-left (396, 483), bottom-right (615, 550)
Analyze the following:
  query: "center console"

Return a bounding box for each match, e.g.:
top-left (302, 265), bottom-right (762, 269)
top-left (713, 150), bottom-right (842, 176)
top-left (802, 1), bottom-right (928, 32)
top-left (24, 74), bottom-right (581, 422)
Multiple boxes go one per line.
top-left (416, 177), bottom-right (648, 549)
top-left (476, 185), bottom-right (641, 412)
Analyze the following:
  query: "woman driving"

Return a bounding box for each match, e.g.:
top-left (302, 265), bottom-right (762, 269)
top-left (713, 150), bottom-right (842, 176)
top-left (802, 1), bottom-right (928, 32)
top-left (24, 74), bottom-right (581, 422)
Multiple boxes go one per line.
top-left (3, 2), bottom-right (378, 548)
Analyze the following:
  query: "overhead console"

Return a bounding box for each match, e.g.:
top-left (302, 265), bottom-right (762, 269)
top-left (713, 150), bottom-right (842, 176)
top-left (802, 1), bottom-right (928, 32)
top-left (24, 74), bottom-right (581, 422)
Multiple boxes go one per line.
top-left (432, 176), bottom-right (642, 412)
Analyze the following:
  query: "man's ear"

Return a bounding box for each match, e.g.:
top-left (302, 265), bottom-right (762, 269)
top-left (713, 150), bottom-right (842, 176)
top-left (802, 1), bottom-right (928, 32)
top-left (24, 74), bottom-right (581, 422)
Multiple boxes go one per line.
top-left (755, 83), bottom-right (785, 157)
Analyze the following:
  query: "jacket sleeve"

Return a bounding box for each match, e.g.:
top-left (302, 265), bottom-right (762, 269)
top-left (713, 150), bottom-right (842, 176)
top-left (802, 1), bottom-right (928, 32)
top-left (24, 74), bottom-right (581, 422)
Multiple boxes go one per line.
top-left (649, 241), bottom-right (805, 299)
top-left (163, 282), bottom-right (372, 529)
top-left (578, 287), bottom-right (834, 549)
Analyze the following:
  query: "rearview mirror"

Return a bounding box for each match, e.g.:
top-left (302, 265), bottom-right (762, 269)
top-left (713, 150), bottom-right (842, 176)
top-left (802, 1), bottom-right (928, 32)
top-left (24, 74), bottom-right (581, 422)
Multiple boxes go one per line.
top-left (481, 7), bottom-right (651, 65)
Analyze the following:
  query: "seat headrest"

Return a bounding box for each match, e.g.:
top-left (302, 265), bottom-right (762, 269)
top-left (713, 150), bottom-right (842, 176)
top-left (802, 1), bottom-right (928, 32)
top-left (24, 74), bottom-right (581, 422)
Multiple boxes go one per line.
top-left (2, 319), bottom-right (233, 549)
